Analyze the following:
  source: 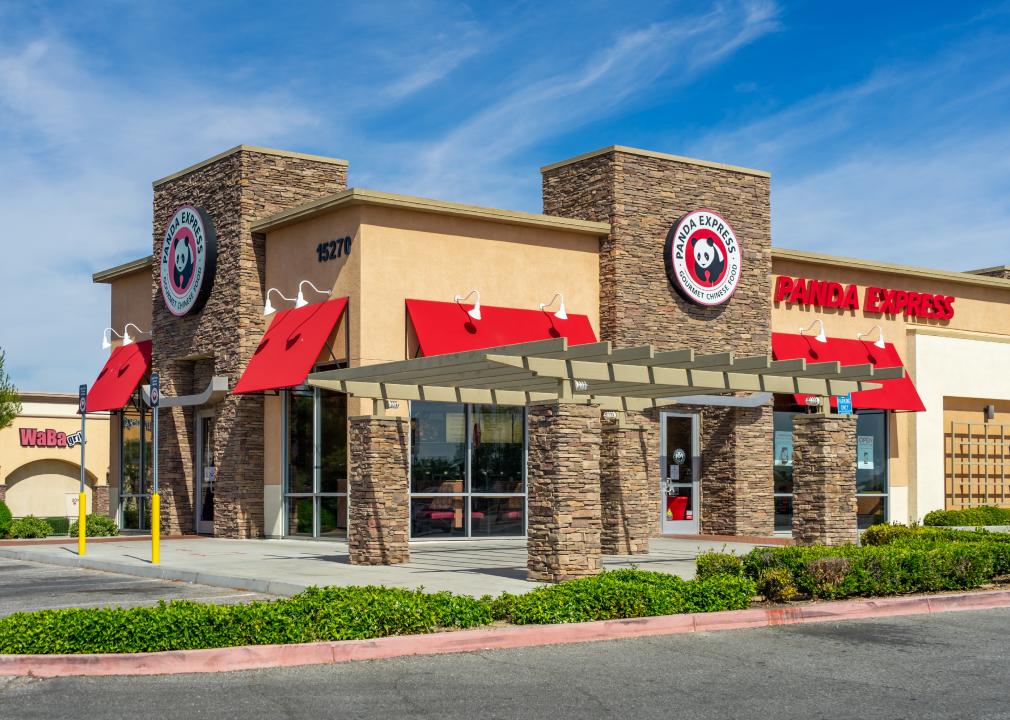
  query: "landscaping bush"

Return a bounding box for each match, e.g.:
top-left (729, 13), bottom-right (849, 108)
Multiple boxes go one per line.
top-left (491, 569), bottom-right (756, 625)
top-left (69, 514), bottom-right (119, 537)
top-left (0, 500), bottom-right (11, 538)
top-left (757, 567), bottom-right (798, 602)
top-left (923, 506), bottom-right (1010, 527)
top-left (695, 551), bottom-right (744, 580)
top-left (0, 571), bottom-right (760, 654)
top-left (742, 541), bottom-right (999, 600)
top-left (8, 515), bottom-right (53, 539)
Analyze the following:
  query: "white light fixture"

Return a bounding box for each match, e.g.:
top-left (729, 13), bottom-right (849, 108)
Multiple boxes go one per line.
top-left (538, 292), bottom-right (568, 320)
top-left (122, 323), bottom-right (149, 346)
top-left (454, 289), bottom-right (481, 321)
top-left (296, 280), bottom-right (329, 309)
top-left (857, 325), bottom-right (886, 349)
top-left (102, 328), bottom-right (123, 350)
top-left (263, 288), bottom-right (296, 316)
top-left (799, 318), bottom-right (828, 343)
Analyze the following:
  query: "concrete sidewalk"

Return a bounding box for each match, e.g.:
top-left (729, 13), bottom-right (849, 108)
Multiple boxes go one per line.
top-left (0, 536), bottom-right (761, 597)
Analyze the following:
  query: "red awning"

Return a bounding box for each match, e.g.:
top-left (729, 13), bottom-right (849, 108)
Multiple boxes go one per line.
top-left (86, 340), bottom-right (152, 412)
top-left (771, 332), bottom-right (925, 412)
top-left (233, 298), bottom-right (348, 395)
top-left (406, 299), bottom-right (597, 356)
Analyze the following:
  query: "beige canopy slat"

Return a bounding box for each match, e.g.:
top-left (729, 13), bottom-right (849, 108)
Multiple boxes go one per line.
top-left (307, 338), bottom-right (886, 407)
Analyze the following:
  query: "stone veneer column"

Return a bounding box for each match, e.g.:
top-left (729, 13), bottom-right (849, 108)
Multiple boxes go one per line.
top-left (348, 416), bottom-right (409, 565)
top-left (792, 414), bottom-right (857, 546)
top-left (543, 148), bottom-right (775, 539)
top-left (600, 412), bottom-right (657, 554)
top-left (698, 405), bottom-right (775, 537)
top-left (92, 485), bottom-right (110, 517)
top-left (527, 401), bottom-right (602, 582)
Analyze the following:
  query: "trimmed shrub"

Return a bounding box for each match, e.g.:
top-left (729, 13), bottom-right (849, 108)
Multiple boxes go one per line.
top-left (69, 514), bottom-right (119, 537)
top-left (695, 551), bottom-right (744, 580)
top-left (861, 522), bottom-right (917, 546)
top-left (756, 567), bottom-right (797, 602)
top-left (923, 506), bottom-right (1010, 527)
top-left (742, 541), bottom-right (999, 600)
top-left (491, 569), bottom-right (756, 625)
top-left (8, 516), bottom-right (53, 539)
top-left (0, 500), bottom-right (11, 538)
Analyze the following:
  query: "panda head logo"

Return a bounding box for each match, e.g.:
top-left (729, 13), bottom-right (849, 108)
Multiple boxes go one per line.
top-left (172, 236), bottom-right (194, 290)
top-left (691, 237), bottom-right (725, 287)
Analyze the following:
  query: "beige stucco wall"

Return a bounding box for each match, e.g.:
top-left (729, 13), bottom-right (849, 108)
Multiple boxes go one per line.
top-left (0, 395), bottom-right (110, 517)
top-left (111, 268), bottom-right (154, 338)
top-left (771, 255), bottom-right (1010, 522)
top-left (259, 203), bottom-right (601, 511)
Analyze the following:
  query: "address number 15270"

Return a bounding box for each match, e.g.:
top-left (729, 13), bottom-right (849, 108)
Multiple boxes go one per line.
top-left (317, 236), bottom-right (352, 262)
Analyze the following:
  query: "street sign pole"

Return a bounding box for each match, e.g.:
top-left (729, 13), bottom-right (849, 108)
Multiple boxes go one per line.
top-left (77, 384), bottom-right (88, 557)
top-left (150, 373), bottom-right (161, 565)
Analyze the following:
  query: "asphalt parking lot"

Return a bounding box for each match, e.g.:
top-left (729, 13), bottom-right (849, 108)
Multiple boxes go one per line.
top-left (0, 558), bottom-right (273, 616)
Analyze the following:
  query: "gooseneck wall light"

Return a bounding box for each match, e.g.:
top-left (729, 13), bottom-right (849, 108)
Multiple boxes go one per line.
top-left (857, 325), bottom-right (887, 349)
top-left (123, 323), bottom-right (149, 346)
top-left (101, 328), bottom-right (124, 350)
top-left (263, 288), bottom-right (296, 316)
top-left (296, 280), bottom-right (329, 309)
top-left (538, 292), bottom-right (568, 320)
top-left (454, 289), bottom-right (482, 321)
top-left (799, 318), bottom-right (828, 344)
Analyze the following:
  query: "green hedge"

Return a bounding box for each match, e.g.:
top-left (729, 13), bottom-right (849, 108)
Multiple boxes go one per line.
top-left (694, 524), bottom-right (1010, 601)
top-left (69, 514), bottom-right (119, 537)
top-left (0, 570), bottom-right (756, 655)
top-left (923, 506), bottom-right (1010, 527)
top-left (491, 570), bottom-right (755, 624)
top-left (8, 516), bottom-right (53, 539)
top-left (0, 501), bottom-right (11, 538)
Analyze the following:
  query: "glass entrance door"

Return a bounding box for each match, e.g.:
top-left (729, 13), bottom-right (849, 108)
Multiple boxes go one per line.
top-left (195, 412), bottom-right (215, 535)
top-left (661, 412), bottom-right (700, 534)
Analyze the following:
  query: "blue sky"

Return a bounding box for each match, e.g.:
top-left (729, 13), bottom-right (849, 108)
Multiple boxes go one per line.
top-left (2, 0), bottom-right (1009, 391)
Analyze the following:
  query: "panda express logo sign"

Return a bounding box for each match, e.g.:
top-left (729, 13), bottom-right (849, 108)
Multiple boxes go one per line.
top-left (160, 205), bottom-right (217, 316)
top-left (664, 209), bottom-right (742, 307)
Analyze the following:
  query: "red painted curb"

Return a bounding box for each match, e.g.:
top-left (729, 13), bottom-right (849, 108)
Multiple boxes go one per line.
top-left (3, 588), bottom-right (1010, 677)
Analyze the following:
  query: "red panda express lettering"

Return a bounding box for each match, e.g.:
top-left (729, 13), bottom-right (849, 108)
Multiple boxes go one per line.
top-left (774, 276), bottom-right (955, 320)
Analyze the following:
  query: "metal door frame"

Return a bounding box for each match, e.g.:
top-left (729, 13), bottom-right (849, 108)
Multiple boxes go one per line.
top-left (659, 411), bottom-right (701, 534)
top-left (195, 409), bottom-right (215, 535)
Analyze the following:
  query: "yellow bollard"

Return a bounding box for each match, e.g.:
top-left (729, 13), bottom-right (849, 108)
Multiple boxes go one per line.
top-left (78, 491), bottom-right (87, 556)
top-left (151, 493), bottom-right (160, 565)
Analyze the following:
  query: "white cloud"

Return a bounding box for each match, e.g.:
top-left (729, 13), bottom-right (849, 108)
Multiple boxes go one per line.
top-left (0, 38), bottom-right (319, 392)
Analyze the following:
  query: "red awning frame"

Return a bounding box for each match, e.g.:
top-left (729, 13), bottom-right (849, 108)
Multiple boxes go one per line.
top-left (232, 298), bottom-right (349, 395)
top-left (86, 340), bottom-right (153, 412)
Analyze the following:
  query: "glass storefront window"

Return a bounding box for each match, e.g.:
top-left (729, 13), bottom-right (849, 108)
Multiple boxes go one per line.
top-left (771, 408), bottom-right (888, 533)
top-left (283, 386), bottom-right (348, 539)
top-left (409, 402), bottom-right (526, 539)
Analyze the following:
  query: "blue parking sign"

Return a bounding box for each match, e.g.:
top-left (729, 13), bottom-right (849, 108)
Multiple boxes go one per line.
top-left (837, 394), bottom-right (853, 415)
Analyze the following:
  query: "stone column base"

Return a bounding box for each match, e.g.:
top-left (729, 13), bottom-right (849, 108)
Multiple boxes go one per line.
top-left (527, 401), bottom-right (602, 582)
top-left (0, 484), bottom-right (6, 505)
top-left (92, 485), bottom-right (110, 517)
top-left (792, 414), bottom-right (857, 546)
top-left (348, 416), bottom-right (410, 565)
top-left (600, 413), bottom-right (656, 555)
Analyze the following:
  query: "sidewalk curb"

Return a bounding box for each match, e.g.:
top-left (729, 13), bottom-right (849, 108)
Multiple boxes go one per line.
top-left (3, 588), bottom-right (1009, 677)
top-left (0, 547), bottom-right (306, 597)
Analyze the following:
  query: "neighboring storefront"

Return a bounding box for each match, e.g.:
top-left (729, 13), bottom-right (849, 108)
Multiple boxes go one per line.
top-left (0, 393), bottom-right (110, 527)
top-left (87, 144), bottom-right (1010, 552)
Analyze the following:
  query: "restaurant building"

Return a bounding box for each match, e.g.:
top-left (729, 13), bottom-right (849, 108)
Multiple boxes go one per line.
top-left (0, 393), bottom-right (109, 521)
top-left (87, 144), bottom-right (1010, 575)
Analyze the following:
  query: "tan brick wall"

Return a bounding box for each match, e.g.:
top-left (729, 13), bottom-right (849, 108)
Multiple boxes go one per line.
top-left (543, 149), bottom-right (774, 538)
top-left (792, 414), bottom-right (858, 546)
top-left (152, 149), bottom-right (346, 537)
top-left (527, 401), bottom-right (603, 581)
top-left (348, 416), bottom-right (409, 565)
top-left (600, 411), bottom-right (657, 554)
